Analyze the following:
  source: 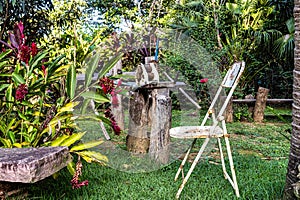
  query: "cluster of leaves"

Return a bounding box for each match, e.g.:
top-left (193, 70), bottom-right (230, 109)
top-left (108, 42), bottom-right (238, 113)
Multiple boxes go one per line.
top-left (0, 0), bottom-right (54, 43)
top-left (0, 22), bottom-right (71, 147)
top-left (0, 22), bottom-right (115, 187)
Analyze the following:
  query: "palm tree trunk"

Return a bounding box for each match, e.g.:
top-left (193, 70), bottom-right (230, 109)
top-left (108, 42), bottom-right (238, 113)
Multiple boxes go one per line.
top-left (285, 1), bottom-right (300, 199)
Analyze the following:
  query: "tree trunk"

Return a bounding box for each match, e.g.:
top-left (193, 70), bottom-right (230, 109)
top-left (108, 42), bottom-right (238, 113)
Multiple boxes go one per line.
top-left (126, 91), bottom-right (150, 153)
top-left (285, 1), bottom-right (300, 199)
top-left (149, 89), bottom-right (171, 164)
top-left (253, 87), bottom-right (269, 122)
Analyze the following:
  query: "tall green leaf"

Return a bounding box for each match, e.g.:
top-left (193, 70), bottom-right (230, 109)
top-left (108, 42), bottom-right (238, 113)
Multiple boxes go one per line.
top-left (48, 54), bottom-right (66, 76)
top-left (66, 64), bottom-right (76, 99)
top-left (5, 84), bottom-right (13, 108)
top-left (12, 72), bottom-right (25, 84)
top-left (0, 49), bottom-right (12, 60)
top-left (81, 91), bottom-right (110, 103)
top-left (85, 51), bottom-right (101, 89)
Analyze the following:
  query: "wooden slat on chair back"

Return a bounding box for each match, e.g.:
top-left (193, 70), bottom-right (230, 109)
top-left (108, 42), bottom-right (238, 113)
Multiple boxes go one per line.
top-left (222, 62), bottom-right (245, 88)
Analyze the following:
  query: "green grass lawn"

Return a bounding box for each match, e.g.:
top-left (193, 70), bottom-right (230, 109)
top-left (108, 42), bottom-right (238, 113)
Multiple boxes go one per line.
top-left (25, 109), bottom-right (291, 200)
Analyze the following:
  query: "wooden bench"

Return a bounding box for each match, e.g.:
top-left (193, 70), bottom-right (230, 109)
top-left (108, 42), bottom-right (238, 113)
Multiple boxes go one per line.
top-left (0, 146), bottom-right (71, 183)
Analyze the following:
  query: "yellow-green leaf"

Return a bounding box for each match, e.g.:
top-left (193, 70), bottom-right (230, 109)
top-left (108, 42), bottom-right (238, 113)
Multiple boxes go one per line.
top-left (5, 84), bottom-right (13, 109)
top-left (76, 150), bottom-right (108, 164)
top-left (48, 114), bottom-right (73, 126)
top-left (59, 132), bottom-right (86, 147)
top-left (13, 143), bottom-right (22, 148)
top-left (52, 171), bottom-right (60, 180)
top-left (0, 138), bottom-right (12, 148)
top-left (77, 153), bottom-right (94, 163)
top-left (70, 140), bottom-right (104, 152)
top-left (50, 134), bottom-right (69, 147)
top-left (67, 161), bottom-right (75, 176)
top-left (57, 101), bottom-right (80, 113)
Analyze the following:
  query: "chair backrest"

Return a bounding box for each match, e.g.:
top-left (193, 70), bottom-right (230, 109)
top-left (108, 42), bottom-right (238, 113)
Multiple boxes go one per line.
top-left (201, 61), bottom-right (245, 126)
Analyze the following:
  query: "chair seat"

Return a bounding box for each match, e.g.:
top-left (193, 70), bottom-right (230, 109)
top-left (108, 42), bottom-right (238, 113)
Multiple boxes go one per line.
top-left (170, 126), bottom-right (224, 139)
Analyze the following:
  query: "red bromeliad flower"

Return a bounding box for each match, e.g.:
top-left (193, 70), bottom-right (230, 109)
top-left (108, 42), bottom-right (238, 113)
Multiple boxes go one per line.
top-left (9, 22), bottom-right (25, 49)
top-left (104, 108), bottom-right (121, 135)
top-left (18, 44), bottom-right (31, 63)
top-left (99, 77), bottom-right (114, 94)
top-left (6, 22), bottom-right (39, 64)
top-left (200, 78), bottom-right (208, 83)
top-left (111, 120), bottom-right (121, 135)
top-left (41, 65), bottom-right (47, 76)
top-left (15, 22), bottom-right (25, 45)
top-left (31, 42), bottom-right (37, 57)
top-left (15, 84), bottom-right (28, 102)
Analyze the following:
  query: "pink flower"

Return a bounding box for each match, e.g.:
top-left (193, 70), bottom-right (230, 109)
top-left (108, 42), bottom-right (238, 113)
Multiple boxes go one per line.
top-left (111, 121), bottom-right (121, 135)
top-left (99, 77), bottom-right (114, 94)
top-left (31, 42), bottom-right (37, 57)
top-left (41, 65), bottom-right (47, 76)
top-left (18, 44), bottom-right (31, 63)
top-left (200, 78), bottom-right (208, 83)
top-left (15, 84), bottom-right (28, 102)
top-left (104, 108), bottom-right (122, 135)
top-left (111, 90), bottom-right (119, 108)
top-left (71, 179), bottom-right (89, 189)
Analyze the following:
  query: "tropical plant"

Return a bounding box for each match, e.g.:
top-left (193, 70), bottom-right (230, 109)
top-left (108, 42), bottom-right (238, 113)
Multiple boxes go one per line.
top-left (0, 22), bottom-right (115, 188)
top-left (0, 22), bottom-right (72, 148)
top-left (273, 17), bottom-right (295, 60)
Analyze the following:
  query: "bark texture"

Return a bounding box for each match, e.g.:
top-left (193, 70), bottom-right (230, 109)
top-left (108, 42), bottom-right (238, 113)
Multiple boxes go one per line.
top-left (127, 90), bottom-right (151, 153)
top-left (149, 89), bottom-right (171, 164)
top-left (285, 2), bottom-right (300, 199)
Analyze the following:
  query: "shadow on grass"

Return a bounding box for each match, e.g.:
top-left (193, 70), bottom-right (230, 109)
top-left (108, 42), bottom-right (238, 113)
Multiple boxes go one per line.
top-left (27, 153), bottom-right (287, 200)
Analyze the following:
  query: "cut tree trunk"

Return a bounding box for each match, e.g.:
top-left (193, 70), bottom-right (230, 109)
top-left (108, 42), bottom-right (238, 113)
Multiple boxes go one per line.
top-left (126, 90), bottom-right (151, 153)
top-left (149, 88), bottom-right (171, 164)
top-left (253, 87), bottom-right (269, 122)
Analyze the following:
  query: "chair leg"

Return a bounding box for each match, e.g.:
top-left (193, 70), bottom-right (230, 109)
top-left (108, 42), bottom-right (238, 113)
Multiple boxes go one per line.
top-left (217, 138), bottom-right (227, 179)
top-left (174, 139), bottom-right (197, 181)
top-left (175, 138), bottom-right (210, 199)
top-left (224, 137), bottom-right (240, 197)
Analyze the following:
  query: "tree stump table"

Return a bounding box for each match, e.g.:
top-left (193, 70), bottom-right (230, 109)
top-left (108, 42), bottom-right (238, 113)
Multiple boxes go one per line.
top-left (126, 82), bottom-right (173, 164)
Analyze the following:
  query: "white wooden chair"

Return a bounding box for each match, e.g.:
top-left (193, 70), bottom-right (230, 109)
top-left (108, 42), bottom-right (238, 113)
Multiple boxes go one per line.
top-left (170, 61), bottom-right (245, 199)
